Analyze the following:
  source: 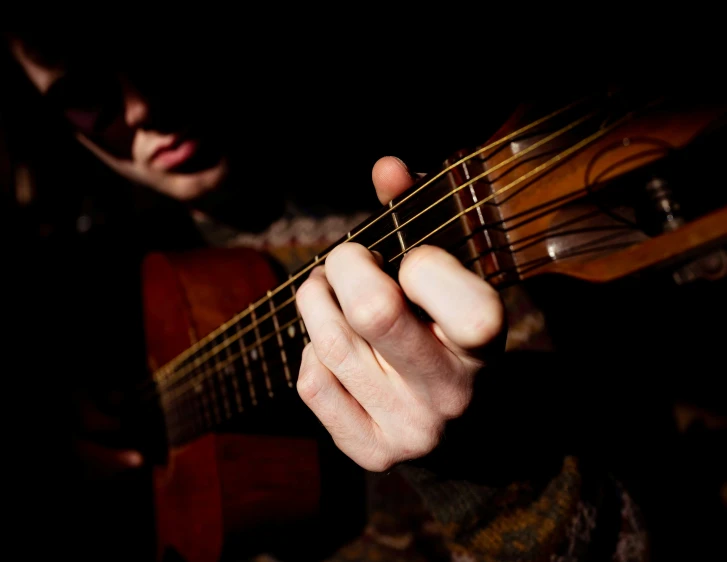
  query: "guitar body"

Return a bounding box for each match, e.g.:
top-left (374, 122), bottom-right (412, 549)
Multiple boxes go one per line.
top-left (136, 88), bottom-right (726, 562)
top-left (141, 247), bottom-right (364, 562)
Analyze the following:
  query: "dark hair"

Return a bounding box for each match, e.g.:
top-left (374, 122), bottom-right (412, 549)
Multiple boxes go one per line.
top-left (5, 30), bottom-right (91, 66)
top-left (0, 33), bottom-right (136, 243)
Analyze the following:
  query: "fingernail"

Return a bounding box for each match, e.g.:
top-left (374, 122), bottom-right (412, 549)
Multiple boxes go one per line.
top-left (391, 156), bottom-right (417, 181)
top-left (371, 250), bottom-right (384, 267)
top-left (400, 245), bottom-right (424, 264)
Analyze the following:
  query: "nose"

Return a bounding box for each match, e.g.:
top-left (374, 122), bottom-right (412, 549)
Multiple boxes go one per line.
top-left (121, 81), bottom-right (151, 129)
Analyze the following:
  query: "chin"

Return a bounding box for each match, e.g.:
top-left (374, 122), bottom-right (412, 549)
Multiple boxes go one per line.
top-left (160, 162), bottom-right (228, 202)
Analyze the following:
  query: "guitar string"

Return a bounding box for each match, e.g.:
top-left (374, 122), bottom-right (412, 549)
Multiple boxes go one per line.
top-left (159, 106), bottom-right (646, 412)
top-left (150, 101), bottom-right (606, 394)
top-left (148, 192), bottom-right (606, 399)
top-left (387, 104), bottom-right (650, 262)
top-left (365, 109), bottom-right (600, 252)
top-left (150, 96), bottom-right (595, 382)
top-left (149, 99), bottom-right (651, 410)
top-left (152, 93), bottom-right (670, 422)
top-left (169, 212), bottom-right (640, 411)
top-left (164, 227), bottom-right (641, 439)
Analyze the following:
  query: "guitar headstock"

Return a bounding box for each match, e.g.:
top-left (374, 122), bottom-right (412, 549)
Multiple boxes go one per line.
top-left (436, 91), bottom-right (727, 289)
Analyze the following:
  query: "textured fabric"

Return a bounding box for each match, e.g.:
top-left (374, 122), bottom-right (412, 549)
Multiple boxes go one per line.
top-left (199, 206), bottom-right (649, 562)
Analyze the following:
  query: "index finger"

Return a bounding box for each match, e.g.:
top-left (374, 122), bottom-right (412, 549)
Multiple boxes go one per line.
top-left (325, 242), bottom-right (458, 384)
top-left (371, 156), bottom-right (416, 205)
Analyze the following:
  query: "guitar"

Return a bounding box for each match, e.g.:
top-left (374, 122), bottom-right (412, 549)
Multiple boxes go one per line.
top-left (137, 87), bottom-right (727, 561)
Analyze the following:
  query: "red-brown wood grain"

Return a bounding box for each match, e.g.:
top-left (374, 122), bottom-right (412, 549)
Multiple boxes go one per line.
top-left (142, 247), bottom-right (321, 562)
top-left (462, 97), bottom-right (726, 284)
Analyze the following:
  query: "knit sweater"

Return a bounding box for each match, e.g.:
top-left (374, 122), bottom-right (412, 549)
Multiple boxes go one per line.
top-left (193, 206), bottom-right (650, 562)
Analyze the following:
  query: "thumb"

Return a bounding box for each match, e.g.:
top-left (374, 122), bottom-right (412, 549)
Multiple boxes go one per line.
top-left (371, 156), bottom-right (420, 205)
top-left (74, 438), bottom-right (144, 480)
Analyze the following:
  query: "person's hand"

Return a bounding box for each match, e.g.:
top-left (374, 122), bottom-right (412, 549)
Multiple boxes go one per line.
top-left (71, 389), bottom-right (144, 480)
top-left (295, 156), bottom-right (504, 471)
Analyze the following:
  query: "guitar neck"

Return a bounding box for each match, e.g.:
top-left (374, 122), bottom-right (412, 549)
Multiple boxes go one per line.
top-left (154, 156), bottom-right (504, 446)
top-left (152, 91), bottom-right (727, 447)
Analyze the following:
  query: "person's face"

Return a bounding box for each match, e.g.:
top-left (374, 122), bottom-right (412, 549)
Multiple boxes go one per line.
top-left (10, 37), bottom-right (230, 202)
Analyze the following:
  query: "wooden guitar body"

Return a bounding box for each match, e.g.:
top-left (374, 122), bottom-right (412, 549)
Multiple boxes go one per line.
top-left (138, 87), bottom-right (726, 562)
top-left (142, 247), bottom-right (364, 562)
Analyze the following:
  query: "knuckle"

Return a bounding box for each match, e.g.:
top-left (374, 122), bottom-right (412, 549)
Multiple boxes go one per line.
top-left (409, 424), bottom-right (443, 458)
top-left (398, 245), bottom-right (441, 285)
top-left (296, 348), bottom-right (325, 404)
top-left (463, 297), bottom-right (504, 348)
top-left (326, 242), bottom-right (363, 269)
top-left (295, 273), bottom-right (324, 307)
top-left (437, 386), bottom-right (473, 419)
top-left (348, 288), bottom-right (404, 340)
top-left (393, 424), bottom-right (442, 462)
top-left (315, 320), bottom-right (355, 370)
top-left (387, 414), bottom-right (444, 463)
top-left (362, 447), bottom-right (396, 473)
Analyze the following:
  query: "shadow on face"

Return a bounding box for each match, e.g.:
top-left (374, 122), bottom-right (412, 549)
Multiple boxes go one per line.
top-left (6, 31), bottom-right (237, 202)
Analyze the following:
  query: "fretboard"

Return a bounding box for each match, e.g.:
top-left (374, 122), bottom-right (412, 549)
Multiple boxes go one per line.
top-left (153, 94), bottom-right (622, 447)
top-left (154, 153), bottom-right (516, 447)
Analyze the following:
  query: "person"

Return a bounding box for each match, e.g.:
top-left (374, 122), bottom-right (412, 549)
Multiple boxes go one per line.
top-left (3, 28), bottom-right (506, 475)
top-left (1, 29), bottom-right (513, 561)
top-left (2, 31), bottom-right (724, 562)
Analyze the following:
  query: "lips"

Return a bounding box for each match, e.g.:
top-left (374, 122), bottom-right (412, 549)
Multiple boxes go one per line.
top-left (150, 137), bottom-right (200, 171)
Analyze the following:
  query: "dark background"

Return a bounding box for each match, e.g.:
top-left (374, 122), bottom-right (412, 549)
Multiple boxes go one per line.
top-left (1, 29), bottom-right (724, 561)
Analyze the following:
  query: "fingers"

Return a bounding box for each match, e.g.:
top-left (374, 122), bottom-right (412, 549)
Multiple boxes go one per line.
top-left (399, 245), bottom-right (504, 353)
top-left (74, 439), bottom-right (144, 480)
top-left (297, 341), bottom-right (441, 472)
top-left (371, 156), bottom-right (416, 204)
top-left (323, 243), bottom-right (454, 383)
top-left (71, 389), bottom-right (144, 479)
top-left (296, 266), bottom-right (391, 405)
top-left (296, 343), bottom-right (385, 471)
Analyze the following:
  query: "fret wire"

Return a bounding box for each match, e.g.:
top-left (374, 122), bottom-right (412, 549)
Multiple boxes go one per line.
top-left (154, 105), bottom-right (601, 394)
top-left (269, 290), bottom-right (293, 388)
top-left (205, 350), bottom-right (223, 425)
top-left (161, 129), bottom-right (608, 410)
top-left (161, 294), bottom-right (298, 388)
top-left (238, 328), bottom-right (258, 406)
top-left (289, 274), bottom-right (309, 346)
top-left (464, 162), bottom-right (487, 228)
top-left (249, 304), bottom-right (273, 398)
top-left (387, 106), bottom-right (641, 263)
top-left (213, 335), bottom-right (232, 420)
top-left (155, 96), bottom-right (663, 445)
top-left (448, 164), bottom-right (487, 279)
top-left (184, 383), bottom-right (201, 441)
top-left (168, 316), bottom-right (302, 406)
top-left (388, 200), bottom-right (407, 257)
top-left (195, 366), bottom-right (213, 430)
top-left (166, 181), bottom-right (638, 441)
top-left (166, 101), bottom-right (650, 411)
top-left (367, 109), bottom-right (599, 254)
top-left (193, 388), bottom-right (203, 439)
top-left (151, 98), bottom-right (593, 380)
top-left (224, 338), bottom-right (245, 413)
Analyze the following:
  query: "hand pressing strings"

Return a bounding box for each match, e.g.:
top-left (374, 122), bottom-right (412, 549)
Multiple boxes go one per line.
top-left (296, 156), bottom-right (505, 471)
